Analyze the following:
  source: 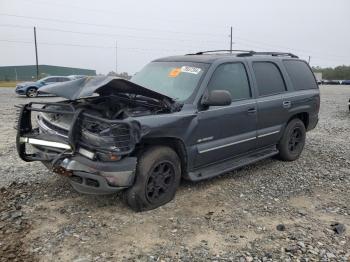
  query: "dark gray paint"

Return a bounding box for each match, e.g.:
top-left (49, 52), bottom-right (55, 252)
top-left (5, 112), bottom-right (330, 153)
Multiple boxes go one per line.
top-left (17, 53), bottom-right (320, 188)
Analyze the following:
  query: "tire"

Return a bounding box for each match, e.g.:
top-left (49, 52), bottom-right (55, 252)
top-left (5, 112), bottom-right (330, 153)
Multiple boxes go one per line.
top-left (26, 87), bottom-right (38, 98)
top-left (277, 118), bottom-right (306, 161)
top-left (124, 146), bottom-right (181, 212)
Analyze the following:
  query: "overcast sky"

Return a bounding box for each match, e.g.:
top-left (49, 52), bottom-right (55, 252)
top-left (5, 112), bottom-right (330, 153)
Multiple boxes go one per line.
top-left (0, 0), bottom-right (349, 74)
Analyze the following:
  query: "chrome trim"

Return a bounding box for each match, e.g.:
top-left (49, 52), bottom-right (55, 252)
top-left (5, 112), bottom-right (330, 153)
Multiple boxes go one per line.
top-left (257, 97), bottom-right (281, 103)
top-left (257, 130), bottom-right (280, 138)
top-left (202, 101), bottom-right (256, 112)
top-left (37, 117), bottom-right (68, 138)
top-left (198, 136), bottom-right (256, 154)
top-left (78, 148), bottom-right (95, 159)
top-left (19, 137), bottom-right (71, 150)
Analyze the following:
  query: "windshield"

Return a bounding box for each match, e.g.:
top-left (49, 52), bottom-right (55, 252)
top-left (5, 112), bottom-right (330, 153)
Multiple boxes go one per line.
top-left (131, 61), bottom-right (208, 101)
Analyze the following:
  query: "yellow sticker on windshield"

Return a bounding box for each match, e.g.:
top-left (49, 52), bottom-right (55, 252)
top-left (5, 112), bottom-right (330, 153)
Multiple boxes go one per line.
top-left (168, 68), bottom-right (181, 78)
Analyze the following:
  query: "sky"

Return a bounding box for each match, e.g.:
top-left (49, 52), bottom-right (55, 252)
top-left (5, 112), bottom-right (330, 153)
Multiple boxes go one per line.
top-left (0, 0), bottom-right (349, 74)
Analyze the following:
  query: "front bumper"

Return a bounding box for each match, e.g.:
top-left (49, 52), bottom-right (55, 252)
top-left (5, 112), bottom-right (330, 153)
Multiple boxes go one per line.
top-left (15, 88), bottom-right (26, 95)
top-left (16, 102), bottom-right (139, 194)
top-left (61, 156), bottom-right (137, 194)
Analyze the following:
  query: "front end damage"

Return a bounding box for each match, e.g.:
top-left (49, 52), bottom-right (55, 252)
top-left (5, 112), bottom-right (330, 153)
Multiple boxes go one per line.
top-left (15, 77), bottom-right (180, 194)
top-left (16, 101), bottom-right (141, 194)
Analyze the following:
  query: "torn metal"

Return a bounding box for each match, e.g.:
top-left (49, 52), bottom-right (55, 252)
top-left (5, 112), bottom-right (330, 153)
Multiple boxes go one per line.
top-left (15, 76), bottom-right (186, 193)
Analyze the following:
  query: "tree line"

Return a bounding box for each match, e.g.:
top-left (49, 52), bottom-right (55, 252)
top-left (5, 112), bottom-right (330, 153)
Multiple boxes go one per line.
top-left (312, 66), bottom-right (350, 80)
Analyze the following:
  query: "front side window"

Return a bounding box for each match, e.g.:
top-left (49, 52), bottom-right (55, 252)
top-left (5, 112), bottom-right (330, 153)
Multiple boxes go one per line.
top-left (207, 63), bottom-right (251, 101)
top-left (253, 62), bottom-right (286, 96)
top-left (131, 62), bottom-right (209, 101)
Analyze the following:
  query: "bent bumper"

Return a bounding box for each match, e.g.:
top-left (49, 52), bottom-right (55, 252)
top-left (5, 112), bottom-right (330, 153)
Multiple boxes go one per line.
top-left (17, 136), bottom-right (137, 195)
top-left (61, 156), bottom-right (137, 195)
top-left (15, 102), bottom-right (140, 195)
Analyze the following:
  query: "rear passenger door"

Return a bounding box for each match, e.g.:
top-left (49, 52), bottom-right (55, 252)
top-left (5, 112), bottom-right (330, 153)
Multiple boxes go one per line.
top-left (252, 61), bottom-right (287, 148)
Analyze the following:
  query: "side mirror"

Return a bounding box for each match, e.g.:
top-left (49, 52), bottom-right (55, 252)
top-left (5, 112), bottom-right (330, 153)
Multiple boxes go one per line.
top-left (201, 90), bottom-right (232, 107)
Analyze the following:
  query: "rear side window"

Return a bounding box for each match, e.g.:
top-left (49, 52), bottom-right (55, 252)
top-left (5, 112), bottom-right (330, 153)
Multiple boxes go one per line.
top-left (59, 77), bottom-right (70, 82)
top-left (207, 63), bottom-right (251, 101)
top-left (283, 60), bottom-right (318, 90)
top-left (253, 62), bottom-right (286, 96)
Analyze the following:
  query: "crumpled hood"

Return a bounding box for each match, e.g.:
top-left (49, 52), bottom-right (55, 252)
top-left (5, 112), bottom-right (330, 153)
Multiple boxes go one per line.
top-left (39, 76), bottom-right (174, 102)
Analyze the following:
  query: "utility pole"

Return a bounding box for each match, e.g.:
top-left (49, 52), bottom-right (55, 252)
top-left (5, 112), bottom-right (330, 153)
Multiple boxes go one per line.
top-left (230, 26), bottom-right (233, 54)
top-left (34, 27), bottom-right (39, 80)
top-left (115, 40), bottom-right (118, 75)
top-left (308, 56), bottom-right (311, 64)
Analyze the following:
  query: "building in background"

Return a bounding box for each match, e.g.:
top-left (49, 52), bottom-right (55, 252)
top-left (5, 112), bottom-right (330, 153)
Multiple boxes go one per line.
top-left (0, 65), bottom-right (96, 81)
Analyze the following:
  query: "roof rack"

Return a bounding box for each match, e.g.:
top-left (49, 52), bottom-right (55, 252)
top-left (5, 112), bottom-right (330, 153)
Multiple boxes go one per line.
top-left (237, 51), bottom-right (298, 58)
top-left (186, 50), bottom-right (298, 58)
top-left (186, 50), bottom-right (254, 55)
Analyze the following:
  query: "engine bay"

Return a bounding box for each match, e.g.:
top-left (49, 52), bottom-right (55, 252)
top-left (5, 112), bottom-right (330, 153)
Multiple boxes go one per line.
top-left (72, 94), bottom-right (172, 120)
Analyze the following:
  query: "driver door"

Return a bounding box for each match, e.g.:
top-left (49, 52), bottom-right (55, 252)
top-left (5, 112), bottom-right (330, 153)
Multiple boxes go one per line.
top-left (194, 62), bottom-right (257, 168)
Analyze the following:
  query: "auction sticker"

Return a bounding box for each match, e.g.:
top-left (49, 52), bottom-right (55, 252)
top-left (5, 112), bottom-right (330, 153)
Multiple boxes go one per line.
top-left (181, 66), bottom-right (201, 74)
top-left (168, 68), bottom-right (181, 77)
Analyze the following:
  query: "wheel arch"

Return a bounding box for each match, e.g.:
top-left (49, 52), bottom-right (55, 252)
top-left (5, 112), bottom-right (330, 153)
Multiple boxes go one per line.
top-left (26, 86), bottom-right (38, 90)
top-left (287, 112), bottom-right (309, 129)
top-left (134, 137), bottom-right (188, 177)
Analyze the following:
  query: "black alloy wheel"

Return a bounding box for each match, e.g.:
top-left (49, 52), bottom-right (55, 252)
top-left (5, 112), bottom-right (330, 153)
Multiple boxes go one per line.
top-left (288, 127), bottom-right (303, 153)
top-left (124, 146), bottom-right (181, 211)
top-left (146, 161), bottom-right (175, 203)
top-left (277, 118), bottom-right (306, 161)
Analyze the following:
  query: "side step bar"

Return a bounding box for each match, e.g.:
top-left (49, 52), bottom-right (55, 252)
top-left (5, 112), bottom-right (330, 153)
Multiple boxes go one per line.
top-left (188, 146), bottom-right (279, 181)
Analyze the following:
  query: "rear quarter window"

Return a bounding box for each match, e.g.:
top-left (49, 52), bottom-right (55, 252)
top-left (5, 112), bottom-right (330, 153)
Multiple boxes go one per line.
top-left (283, 60), bottom-right (318, 90)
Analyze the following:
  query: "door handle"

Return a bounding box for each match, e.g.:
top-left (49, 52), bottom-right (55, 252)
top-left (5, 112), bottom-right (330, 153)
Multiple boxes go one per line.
top-left (282, 101), bottom-right (291, 108)
top-left (247, 108), bottom-right (257, 114)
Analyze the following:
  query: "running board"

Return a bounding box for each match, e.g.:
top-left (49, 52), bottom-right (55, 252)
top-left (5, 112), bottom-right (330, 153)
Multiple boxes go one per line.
top-left (188, 146), bottom-right (279, 181)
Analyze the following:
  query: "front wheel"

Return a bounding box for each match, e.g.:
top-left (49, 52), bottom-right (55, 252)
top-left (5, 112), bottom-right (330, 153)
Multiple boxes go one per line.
top-left (277, 119), bottom-right (306, 161)
top-left (124, 146), bottom-right (181, 212)
top-left (26, 87), bottom-right (38, 98)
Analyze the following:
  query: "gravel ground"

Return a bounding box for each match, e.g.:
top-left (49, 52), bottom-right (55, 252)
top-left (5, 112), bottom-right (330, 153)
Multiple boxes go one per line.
top-left (0, 86), bottom-right (349, 262)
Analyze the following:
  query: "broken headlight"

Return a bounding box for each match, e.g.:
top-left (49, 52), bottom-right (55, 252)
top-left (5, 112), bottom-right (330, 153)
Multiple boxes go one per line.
top-left (79, 115), bottom-right (140, 158)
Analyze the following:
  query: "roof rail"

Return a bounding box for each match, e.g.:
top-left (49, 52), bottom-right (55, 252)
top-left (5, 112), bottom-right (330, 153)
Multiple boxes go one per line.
top-left (237, 51), bottom-right (298, 58)
top-left (186, 50), bottom-right (254, 55)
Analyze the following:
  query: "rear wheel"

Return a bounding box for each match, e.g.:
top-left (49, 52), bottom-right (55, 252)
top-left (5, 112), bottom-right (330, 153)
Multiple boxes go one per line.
top-left (26, 87), bottom-right (38, 98)
top-left (124, 146), bottom-right (181, 211)
top-left (277, 119), bottom-right (306, 161)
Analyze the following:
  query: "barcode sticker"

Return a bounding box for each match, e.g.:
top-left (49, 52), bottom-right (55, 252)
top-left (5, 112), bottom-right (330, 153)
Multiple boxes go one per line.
top-left (181, 66), bottom-right (201, 74)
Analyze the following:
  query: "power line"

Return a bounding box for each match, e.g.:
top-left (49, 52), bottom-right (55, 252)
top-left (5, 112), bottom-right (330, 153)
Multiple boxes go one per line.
top-left (234, 36), bottom-right (350, 61)
top-left (2, 23), bottom-right (347, 62)
top-left (0, 23), bottom-right (225, 45)
top-left (0, 39), bottom-right (197, 53)
top-left (0, 13), bottom-right (224, 38)
top-left (16, 0), bottom-right (229, 31)
top-left (1, 24), bottom-right (348, 64)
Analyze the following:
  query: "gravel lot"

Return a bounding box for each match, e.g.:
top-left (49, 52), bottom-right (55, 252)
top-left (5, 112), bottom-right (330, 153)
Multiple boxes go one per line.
top-left (0, 86), bottom-right (349, 261)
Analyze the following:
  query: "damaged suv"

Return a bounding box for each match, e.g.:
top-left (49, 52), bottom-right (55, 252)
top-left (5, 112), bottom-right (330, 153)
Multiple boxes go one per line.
top-left (16, 50), bottom-right (320, 211)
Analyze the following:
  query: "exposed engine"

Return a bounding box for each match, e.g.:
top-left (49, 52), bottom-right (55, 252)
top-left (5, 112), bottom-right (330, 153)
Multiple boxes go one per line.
top-left (30, 94), bottom-right (179, 161)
